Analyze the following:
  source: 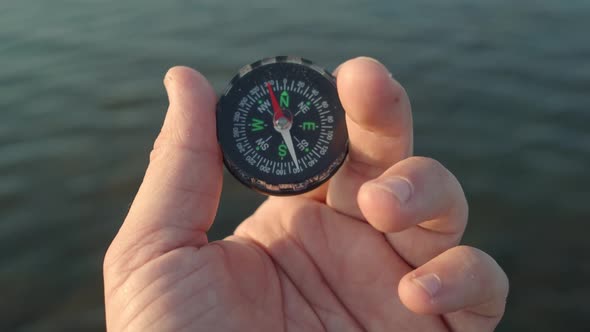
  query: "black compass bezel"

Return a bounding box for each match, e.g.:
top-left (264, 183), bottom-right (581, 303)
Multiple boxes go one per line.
top-left (216, 56), bottom-right (349, 196)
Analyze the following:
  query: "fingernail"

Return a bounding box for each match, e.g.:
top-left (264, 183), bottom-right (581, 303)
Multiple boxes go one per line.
top-left (356, 56), bottom-right (394, 79)
top-left (412, 273), bottom-right (442, 297)
top-left (356, 56), bottom-right (383, 65)
top-left (333, 64), bottom-right (342, 76)
top-left (370, 177), bottom-right (413, 204)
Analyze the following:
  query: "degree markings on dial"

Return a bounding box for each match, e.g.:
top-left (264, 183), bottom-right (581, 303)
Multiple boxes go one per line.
top-left (302, 86), bottom-right (310, 98)
top-left (300, 157), bottom-right (308, 169)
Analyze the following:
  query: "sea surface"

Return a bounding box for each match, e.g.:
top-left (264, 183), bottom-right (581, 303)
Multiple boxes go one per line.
top-left (1, 0), bottom-right (589, 331)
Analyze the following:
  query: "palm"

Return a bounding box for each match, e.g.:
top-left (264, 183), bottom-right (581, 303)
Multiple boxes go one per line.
top-left (112, 197), bottom-right (446, 331)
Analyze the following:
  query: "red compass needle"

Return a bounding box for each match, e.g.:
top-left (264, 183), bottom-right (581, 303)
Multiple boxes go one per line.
top-left (266, 82), bottom-right (285, 120)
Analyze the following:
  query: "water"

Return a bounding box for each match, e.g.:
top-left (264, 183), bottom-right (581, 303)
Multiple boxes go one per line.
top-left (1, 0), bottom-right (589, 330)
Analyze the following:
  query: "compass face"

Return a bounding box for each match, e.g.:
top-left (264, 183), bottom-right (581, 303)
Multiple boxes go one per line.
top-left (216, 56), bottom-right (348, 196)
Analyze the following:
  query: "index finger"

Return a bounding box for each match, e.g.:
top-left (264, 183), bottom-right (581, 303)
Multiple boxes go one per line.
top-left (326, 57), bottom-right (414, 219)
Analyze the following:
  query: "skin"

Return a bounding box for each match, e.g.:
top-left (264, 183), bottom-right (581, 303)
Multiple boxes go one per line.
top-left (103, 57), bottom-right (509, 332)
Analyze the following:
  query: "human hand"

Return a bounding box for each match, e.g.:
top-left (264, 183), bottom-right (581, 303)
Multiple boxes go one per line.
top-left (103, 57), bottom-right (508, 331)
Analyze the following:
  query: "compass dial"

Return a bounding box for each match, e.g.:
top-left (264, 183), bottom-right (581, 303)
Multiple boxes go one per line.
top-left (216, 56), bottom-right (348, 195)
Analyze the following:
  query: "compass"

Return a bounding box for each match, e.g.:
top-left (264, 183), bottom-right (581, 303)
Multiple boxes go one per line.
top-left (216, 56), bottom-right (348, 196)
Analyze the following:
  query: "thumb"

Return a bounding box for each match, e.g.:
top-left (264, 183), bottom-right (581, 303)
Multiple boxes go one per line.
top-left (105, 66), bottom-right (222, 275)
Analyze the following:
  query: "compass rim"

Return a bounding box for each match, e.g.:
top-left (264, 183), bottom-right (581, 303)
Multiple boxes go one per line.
top-left (216, 56), bottom-right (348, 196)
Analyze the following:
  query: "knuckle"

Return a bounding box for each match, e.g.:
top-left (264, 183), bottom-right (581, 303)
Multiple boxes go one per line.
top-left (457, 245), bottom-right (499, 268)
top-left (403, 156), bottom-right (447, 179)
top-left (453, 245), bottom-right (486, 272)
top-left (407, 156), bottom-right (468, 217)
top-left (454, 246), bottom-right (509, 298)
top-left (149, 131), bottom-right (172, 162)
top-left (409, 156), bottom-right (446, 173)
top-left (401, 156), bottom-right (450, 189)
top-left (149, 129), bottom-right (219, 165)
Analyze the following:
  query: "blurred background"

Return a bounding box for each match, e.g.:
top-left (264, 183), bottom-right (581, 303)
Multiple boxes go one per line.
top-left (1, 0), bottom-right (589, 331)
